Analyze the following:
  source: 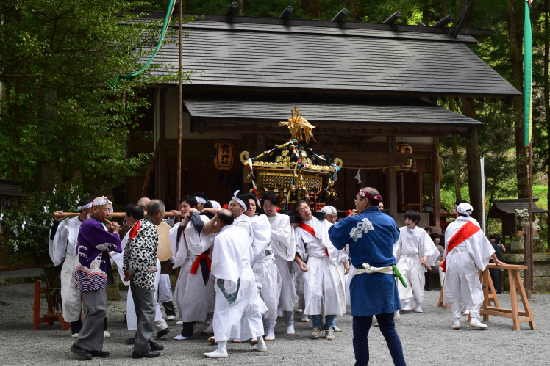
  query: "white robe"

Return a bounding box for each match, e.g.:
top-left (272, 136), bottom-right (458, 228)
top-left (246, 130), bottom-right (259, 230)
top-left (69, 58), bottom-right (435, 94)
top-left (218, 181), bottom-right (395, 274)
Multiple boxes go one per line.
top-left (295, 217), bottom-right (342, 316)
top-left (442, 217), bottom-right (494, 305)
top-left (211, 225), bottom-right (266, 342)
top-left (49, 216), bottom-right (82, 322)
top-left (327, 220), bottom-right (348, 314)
top-left (394, 226), bottom-right (439, 304)
top-left (250, 215), bottom-right (281, 326)
top-left (170, 216), bottom-right (216, 322)
top-left (268, 213), bottom-right (297, 312)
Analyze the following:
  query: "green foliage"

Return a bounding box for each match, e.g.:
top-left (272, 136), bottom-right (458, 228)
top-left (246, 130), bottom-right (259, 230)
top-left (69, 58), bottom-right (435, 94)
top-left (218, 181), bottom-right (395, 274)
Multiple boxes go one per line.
top-left (0, 185), bottom-right (85, 286)
top-left (0, 0), bottom-right (187, 195)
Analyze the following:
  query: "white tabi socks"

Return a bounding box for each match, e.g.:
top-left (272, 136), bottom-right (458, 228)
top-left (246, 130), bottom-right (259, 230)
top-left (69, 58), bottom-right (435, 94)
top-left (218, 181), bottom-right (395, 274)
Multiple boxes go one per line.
top-left (254, 336), bottom-right (267, 352)
top-left (265, 324), bottom-right (276, 341)
top-left (204, 341), bottom-right (228, 358)
top-left (283, 310), bottom-right (295, 334)
top-left (401, 298), bottom-right (412, 311)
top-left (450, 302), bottom-right (461, 330)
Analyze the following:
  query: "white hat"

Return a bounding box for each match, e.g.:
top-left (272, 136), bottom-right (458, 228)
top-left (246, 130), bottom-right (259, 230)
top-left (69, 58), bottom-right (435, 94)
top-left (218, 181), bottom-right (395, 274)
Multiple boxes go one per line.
top-left (321, 205), bottom-right (337, 215)
top-left (457, 202), bottom-right (473, 217)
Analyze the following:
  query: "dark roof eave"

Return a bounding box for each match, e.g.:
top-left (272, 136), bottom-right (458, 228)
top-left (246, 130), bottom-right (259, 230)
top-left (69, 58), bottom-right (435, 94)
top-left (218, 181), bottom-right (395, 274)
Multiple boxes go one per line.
top-left (138, 11), bottom-right (493, 38)
top-left (148, 83), bottom-right (521, 99)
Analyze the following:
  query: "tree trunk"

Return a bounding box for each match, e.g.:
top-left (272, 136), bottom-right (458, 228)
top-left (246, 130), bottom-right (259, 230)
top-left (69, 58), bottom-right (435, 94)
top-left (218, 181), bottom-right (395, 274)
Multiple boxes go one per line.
top-left (237, 0), bottom-right (244, 15)
top-left (450, 97), bottom-right (462, 200)
top-left (462, 98), bottom-right (483, 221)
top-left (309, 0), bottom-right (320, 19)
top-left (545, 0), bottom-right (550, 251)
top-left (507, 0), bottom-right (529, 198)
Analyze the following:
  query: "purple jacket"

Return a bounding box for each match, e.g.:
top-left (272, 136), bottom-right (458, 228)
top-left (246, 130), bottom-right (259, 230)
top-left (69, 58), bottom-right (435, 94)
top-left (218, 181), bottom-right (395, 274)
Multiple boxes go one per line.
top-left (75, 219), bottom-right (121, 291)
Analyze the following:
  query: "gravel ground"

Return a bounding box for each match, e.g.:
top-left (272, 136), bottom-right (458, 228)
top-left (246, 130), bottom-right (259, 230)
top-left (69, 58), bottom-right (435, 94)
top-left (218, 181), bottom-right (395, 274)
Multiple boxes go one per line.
top-left (0, 267), bottom-right (43, 280)
top-left (1, 283), bottom-right (549, 366)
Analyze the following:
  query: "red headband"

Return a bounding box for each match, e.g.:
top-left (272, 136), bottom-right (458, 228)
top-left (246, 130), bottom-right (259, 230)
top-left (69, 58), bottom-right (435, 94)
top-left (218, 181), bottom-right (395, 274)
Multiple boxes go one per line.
top-left (358, 190), bottom-right (383, 202)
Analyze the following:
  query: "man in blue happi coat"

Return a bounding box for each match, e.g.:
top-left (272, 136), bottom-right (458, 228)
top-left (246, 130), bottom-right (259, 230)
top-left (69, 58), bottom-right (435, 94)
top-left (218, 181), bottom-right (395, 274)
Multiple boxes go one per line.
top-left (329, 187), bottom-right (406, 366)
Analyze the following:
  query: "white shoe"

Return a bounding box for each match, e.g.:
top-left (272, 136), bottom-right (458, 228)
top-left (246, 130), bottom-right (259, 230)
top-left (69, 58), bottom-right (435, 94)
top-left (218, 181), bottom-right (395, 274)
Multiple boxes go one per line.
top-left (167, 315), bottom-right (175, 321)
top-left (402, 299), bottom-right (412, 311)
top-left (296, 309), bottom-right (303, 313)
top-left (470, 318), bottom-right (488, 329)
top-left (204, 349), bottom-right (228, 358)
top-left (103, 331), bottom-right (110, 338)
top-left (174, 334), bottom-right (191, 340)
top-left (325, 328), bottom-right (335, 341)
top-left (453, 320), bottom-right (461, 330)
top-left (176, 320), bottom-right (183, 325)
top-left (266, 324), bottom-right (276, 340)
top-left (394, 310), bottom-right (400, 321)
top-left (286, 324), bottom-right (295, 335)
top-left (277, 308), bottom-right (283, 318)
top-left (463, 309), bottom-right (470, 316)
top-left (71, 333), bottom-right (79, 338)
top-left (311, 327), bottom-right (321, 339)
top-left (415, 305), bottom-right (423, 313)
top-left (301, 314), bottom-right (309, 322)
top-left (334, 326), bottom-right (342, 332)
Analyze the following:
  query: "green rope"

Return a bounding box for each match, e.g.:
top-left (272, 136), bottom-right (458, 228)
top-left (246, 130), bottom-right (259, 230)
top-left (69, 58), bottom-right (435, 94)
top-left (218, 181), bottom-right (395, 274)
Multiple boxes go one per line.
top-left (111, 0), bottom-right (176, 87)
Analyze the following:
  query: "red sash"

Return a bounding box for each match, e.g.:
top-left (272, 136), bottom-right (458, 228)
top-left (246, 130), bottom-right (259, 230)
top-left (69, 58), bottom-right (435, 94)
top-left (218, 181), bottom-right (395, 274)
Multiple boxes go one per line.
top-left (190, 249), bottom-right (212, 274)
top-left (441, 221), bottom-right (480, 272)
top-left (299, 222), bottom-right (328, 257)
top-left (128, 221), bottom-right (141, 241)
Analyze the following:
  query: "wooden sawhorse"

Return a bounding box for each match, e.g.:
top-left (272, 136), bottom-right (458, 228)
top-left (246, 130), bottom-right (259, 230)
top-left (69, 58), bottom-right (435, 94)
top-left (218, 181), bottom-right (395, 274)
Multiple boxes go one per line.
top-left (478, 263), bottom-right (535, 330)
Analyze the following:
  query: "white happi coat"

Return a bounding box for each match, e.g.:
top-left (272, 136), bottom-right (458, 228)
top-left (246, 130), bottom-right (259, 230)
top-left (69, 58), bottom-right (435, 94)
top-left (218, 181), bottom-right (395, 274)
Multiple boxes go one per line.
top-left (170, 215), bottom-right (216, 322)
top-left (49, 216), bottom-right (82, 322)
top-left (111, 230), bottom-right (166, 331)
top-left (295, 217), bottom-right (342, 316)
top-left (442, 217), bottom-right (494, 305)
top-left (393, 226), bottom-right (439, 302)
top-left (268, 213), bottom-right (297, 312)
top-left (249, 214), bottom-right (282, 325)
top-left (211, 224), bottom-right (266, 342)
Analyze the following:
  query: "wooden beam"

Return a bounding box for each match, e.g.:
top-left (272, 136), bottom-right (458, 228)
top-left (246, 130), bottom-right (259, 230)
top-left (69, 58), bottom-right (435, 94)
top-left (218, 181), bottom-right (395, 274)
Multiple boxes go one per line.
top-left (387, 136), bottom-right (397, 216)
top-left (202, 123), bottom-right (458, 137)
top-left (329, 152), bottom-right (412, 168)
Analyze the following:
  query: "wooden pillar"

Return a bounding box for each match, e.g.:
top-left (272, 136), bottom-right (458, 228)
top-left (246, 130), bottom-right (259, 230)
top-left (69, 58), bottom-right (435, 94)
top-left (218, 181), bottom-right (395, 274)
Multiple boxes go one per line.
top-left (433, 137), bottom-right (441, 230)
top-left (387, 136), bottom-right (397, 216)
top-left (462, 98), bottom-right (483, 222)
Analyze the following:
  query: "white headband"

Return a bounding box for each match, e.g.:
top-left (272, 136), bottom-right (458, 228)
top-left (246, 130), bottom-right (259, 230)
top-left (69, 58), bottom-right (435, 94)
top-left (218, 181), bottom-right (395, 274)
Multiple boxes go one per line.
top-left (209, 200), bottom-right (221, 209)
top-left (321, 206), bottom-right (337, 215)
top-left (231, 190), bottom-right (247, 210)
top-left (457, 203), bottom-right (473, 217)
top-left (195, 196), bottom-right (207, 204)
top-left (77, 202), bottom-right (93, 211)
top-left (92, 197), bottom-right (113, 213)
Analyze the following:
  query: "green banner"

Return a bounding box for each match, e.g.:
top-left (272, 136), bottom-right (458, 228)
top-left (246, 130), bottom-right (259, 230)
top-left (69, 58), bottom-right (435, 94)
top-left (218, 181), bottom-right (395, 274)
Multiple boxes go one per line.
top-left (524, 1), bottom-right (532, 147)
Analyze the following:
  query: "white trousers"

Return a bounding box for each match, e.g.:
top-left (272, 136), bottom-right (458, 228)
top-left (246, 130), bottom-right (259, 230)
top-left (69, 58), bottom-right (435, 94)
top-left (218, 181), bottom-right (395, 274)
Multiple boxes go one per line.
top-left (303, 257), bottom-right (342, 316)
top-left (443, 249), bottom-right (484, 305)
top-left (174, 258), bottom-right (215, 322)
top-left (275, 255), bottom-right (296, 311)
top-left (212, 268), bottom-right (266, 342)
top-left (61, 255), bottom-right (82, 322)
top-left (396, 255), bottom-right (424, 305)
top-left (252, 258), bottom-right (281, 326)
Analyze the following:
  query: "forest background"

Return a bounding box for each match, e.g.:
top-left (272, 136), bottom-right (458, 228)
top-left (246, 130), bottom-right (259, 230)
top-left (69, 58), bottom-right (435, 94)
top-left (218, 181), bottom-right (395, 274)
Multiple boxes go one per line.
top-left (0, 0), bottom-right (548, 267)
